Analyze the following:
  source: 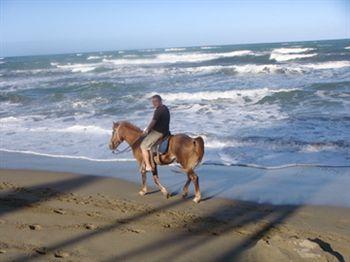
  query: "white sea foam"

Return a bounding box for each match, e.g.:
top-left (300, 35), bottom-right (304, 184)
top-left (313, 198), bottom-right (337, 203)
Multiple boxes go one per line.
top-left (303, 61), bottom-right (350, 70)
top-left (271, 47), bottom-right (315, 54)
top-left (200, 46), bottom-right (216, 49)
top-left (76, 53), bottom-right (82, 56)
top-left (28, 125), bottom-right (110, 135)
top-left (301, 144), bottom-right (338, 153)
top-left (345, 46), bottom-right (350, 50)
top-left (270, 47), bottom-right (316, 62)
top-left (164, 47), bottom-right (186, 52)
top-left (52, 63), bottom-right (96, 73)
top-left (152, 88), bottom-right (298, 102)
top-left (0, 116), bottom-right (20, 123)
top-left (122, 54), bottom-right (138, 58)
top-left (270, 53), bottom-right (317, 62)
top-left (204, 137), bottom-right (239, 148)
top-left (232, 64), bottom-right (303, 74)
top-left (179, 64), bottom-right (290, 75)
top-left (103, 50), bottom-right (256, 65)
top-left (0, 148), bottom-right (134, 162)
top-left (183, 61), bottom-right (350, 75)
top-left (87, 56), bottom-right (101, 60)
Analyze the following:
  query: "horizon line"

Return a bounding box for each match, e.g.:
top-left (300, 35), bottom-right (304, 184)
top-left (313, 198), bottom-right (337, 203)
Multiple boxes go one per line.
top-left (2, 37), bottom-right (349, 58)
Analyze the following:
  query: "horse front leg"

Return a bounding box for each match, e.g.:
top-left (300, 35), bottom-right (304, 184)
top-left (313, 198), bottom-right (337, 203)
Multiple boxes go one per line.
top-left (139, 169), bottom-right (148, 196)
top-left (152, 167), bottom-right (170, 198)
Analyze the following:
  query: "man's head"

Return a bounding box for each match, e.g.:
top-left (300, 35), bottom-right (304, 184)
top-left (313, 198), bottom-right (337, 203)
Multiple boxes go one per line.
top-left (151, 94), bottom-right (162, 108)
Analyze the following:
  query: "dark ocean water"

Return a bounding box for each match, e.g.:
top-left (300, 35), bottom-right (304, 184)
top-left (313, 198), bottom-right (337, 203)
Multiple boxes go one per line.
top-left (1, 39), bottom-right (350, 167)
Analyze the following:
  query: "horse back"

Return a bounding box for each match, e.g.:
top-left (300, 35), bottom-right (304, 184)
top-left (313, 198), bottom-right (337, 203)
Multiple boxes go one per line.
top-left (163, 133), bottom-right (204, 169)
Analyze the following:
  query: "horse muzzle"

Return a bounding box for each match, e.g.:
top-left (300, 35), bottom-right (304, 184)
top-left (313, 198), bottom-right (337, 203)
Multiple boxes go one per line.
top-left (109, 142), bottom-right (116, 150)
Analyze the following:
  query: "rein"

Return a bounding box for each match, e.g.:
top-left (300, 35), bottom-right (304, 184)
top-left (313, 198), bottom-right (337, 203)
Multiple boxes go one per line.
top-left (112, 134), bottom-right (145, 155)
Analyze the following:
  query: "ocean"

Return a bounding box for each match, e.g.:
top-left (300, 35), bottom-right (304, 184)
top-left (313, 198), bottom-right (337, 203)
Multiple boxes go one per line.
top-left (1, 39), bottom-right (350, 168)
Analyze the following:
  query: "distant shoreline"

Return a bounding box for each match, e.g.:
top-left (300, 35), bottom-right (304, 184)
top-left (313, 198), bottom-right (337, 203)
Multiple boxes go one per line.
top-left (1, 150), bottom-right (350, 207)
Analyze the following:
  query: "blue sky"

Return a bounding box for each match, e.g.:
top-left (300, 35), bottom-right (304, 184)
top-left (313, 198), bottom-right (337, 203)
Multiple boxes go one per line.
top-left (1, 0), bottom-right (349, 56)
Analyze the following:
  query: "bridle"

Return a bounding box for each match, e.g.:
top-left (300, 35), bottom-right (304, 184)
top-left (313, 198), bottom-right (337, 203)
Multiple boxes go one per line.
top-left (111, 128), bottom-right (145, 155)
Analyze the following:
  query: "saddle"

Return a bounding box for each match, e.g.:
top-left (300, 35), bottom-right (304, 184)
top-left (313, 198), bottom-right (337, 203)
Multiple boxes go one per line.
top-left (151, 134), bottom-right (171, 155)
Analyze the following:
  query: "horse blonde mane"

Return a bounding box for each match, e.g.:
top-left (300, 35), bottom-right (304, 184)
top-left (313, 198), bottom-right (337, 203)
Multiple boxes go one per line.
top-left (116, 121), bottom-right (142, 133)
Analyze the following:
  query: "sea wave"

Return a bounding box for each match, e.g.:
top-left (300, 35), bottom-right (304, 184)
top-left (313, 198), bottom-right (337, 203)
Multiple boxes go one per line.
top-left (103, 50), bottom-right (257, 65)
top-left (164, 47), bottom-right (186, 52)
top-left (0, 116), bottom-right (20, 123)
top-left (202, 161), bottom-right (350, 169)
top-left (270, 53), bottom-right (317, 62)
top-left (151, 88), bottom-right (299, 102)
top-left (28, 125), bottom-right (111, 135)
top-left (51, 62), bottom-right (97, 72)
top-left (87, 56), bottom-right (101, 60)
top-left (303, 61), bottom-right (350, 70)
top-left (200, 46), bottom-right (216, 50)
top-left (271, 47), bottom-right (315, 54)
top-left (178, 61), bottom-right (350, 75)
top-left (0, 148), bottom-right (134, 162)
top-left (178, 64), bottom-right (304, 75)
top-left (345, 46), bottom-right (350, 50)
top-left (270, 47), bottom-right (317, 62)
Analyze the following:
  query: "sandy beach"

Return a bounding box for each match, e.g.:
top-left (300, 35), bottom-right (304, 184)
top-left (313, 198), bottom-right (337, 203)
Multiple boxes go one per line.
top-left (2, 2), bottom-right (350, 261)
top-left (1, 168), bottom-right (349, 261)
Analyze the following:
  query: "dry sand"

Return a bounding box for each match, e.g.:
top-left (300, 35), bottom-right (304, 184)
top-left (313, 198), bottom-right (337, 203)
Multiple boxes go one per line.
top-left (0, 169), bottom-right (349, 261)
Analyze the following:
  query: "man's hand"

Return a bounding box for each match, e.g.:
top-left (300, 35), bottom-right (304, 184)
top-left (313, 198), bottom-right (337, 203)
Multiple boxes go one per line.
top-left (144, 119), bottom-right (156, 136)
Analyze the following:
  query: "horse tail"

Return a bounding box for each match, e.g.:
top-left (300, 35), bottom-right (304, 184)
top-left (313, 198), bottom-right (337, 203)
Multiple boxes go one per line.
top-left (193, 136), bottom-right (204, 168)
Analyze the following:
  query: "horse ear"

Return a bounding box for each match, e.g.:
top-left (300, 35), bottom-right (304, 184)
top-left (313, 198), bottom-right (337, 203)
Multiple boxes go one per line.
top-left (113, 121), bottom-right (119, 128)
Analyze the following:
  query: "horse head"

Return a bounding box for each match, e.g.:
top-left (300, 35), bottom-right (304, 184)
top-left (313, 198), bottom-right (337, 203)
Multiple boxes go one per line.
top-left (109, 121), bottom-right (123, 150)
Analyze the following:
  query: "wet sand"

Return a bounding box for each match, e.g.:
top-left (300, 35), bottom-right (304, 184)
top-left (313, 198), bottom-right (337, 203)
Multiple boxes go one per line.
top-left (0, 169), bottom-right (349, 261)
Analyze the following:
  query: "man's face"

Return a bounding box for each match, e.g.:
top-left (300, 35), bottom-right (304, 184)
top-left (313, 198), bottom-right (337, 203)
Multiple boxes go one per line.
top-left (152, 98), bottom-right (161, 108)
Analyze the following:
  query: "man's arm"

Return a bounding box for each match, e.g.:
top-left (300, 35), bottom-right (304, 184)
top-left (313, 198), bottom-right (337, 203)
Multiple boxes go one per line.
top-left (144, 119), bottom-right (156, 134)
top-left (144, 108), bottom-right (160, 134)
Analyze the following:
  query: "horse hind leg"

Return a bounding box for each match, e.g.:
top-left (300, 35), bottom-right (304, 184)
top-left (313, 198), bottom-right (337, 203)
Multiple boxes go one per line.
top-left (152, 167), bottom-right (170, 198)
top-left (182, 175), bottom-right (191, 198)
top-left (188, 169), bottom-right (201, 203)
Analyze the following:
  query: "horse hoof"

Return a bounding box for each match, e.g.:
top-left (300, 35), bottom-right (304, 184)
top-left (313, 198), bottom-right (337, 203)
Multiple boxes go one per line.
top-left (193, 197), bottom-right (201, 203)
top-left (182, 192), bottom-right (188, 198)
top-left (139, 190), bottom-right (147, 196)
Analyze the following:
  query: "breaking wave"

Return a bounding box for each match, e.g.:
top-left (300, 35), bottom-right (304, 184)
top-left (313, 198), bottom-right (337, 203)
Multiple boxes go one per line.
top-left (151, 88), bottom-right (299, 102)
top-left (103, 50), bottom-right (257, 65)
top-left (87, 56), bottom-right (101, 60)
top-left (270, 47), bottom-right (317, 62)
top-left (51, 62), bottom-right (97, 72)
top-left (164, 47), bottom-right (186, 52)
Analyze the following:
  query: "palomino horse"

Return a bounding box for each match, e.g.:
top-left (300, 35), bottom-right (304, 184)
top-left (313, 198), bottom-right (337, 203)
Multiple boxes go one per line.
top-left (109, 121), bottom-right (204, 203)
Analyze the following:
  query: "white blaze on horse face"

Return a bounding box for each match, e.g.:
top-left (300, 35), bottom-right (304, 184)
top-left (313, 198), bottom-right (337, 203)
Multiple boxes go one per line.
top-left (111, 126), bottom-right (124, 150)
top-left (109, 127), bottom-right (119, 150)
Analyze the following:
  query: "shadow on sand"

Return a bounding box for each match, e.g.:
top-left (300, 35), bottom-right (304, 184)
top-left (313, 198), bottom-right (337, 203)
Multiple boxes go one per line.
top-left (0, 172), bottom-right (343, 261)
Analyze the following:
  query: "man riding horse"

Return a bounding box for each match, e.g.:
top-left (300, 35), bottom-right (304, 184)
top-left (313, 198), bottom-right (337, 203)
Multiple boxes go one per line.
top-left (141, 94), bottom-right (170, 172)
top-left (109, 94), bottom-right (204, 203)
